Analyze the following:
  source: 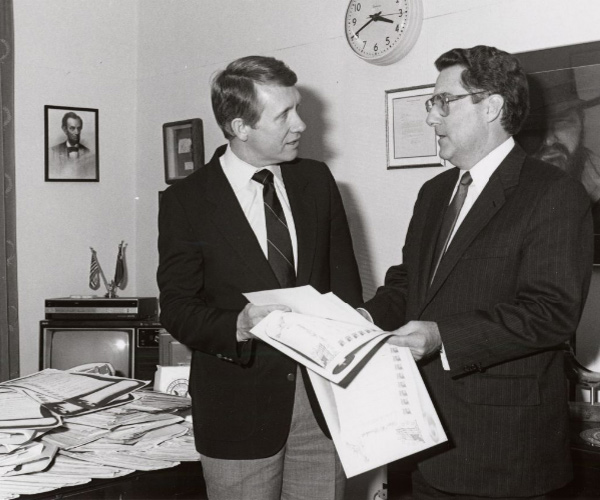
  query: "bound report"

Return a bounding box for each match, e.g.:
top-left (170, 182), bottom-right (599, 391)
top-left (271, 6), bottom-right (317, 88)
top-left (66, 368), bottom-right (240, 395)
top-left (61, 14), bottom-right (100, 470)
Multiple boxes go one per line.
top-left (244, 286), bottom-right (447, 477)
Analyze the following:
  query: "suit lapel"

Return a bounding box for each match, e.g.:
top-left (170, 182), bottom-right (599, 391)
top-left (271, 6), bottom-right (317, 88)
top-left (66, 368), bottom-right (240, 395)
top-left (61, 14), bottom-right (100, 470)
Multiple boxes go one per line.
top-left (421, 145), bottom-right (525, 311)
top-left (282, 163), bottom-right (316, 286)
top-left (204, 149), bottom-right (280, 289)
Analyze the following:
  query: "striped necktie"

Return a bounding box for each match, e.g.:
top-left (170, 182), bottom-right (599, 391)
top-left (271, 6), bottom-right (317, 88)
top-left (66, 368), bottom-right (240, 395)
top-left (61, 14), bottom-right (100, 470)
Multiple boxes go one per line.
top-left (252, 169), bottom-right (296, 288)
top-left (430, 171), bottom-right (473, 285)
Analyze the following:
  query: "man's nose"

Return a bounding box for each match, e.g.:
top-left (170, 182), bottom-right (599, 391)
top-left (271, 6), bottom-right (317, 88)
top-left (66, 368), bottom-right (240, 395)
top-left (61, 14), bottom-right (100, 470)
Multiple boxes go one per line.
top-left (292, 113), bottom-right (306, 133)
top-left (426, 108), bottom-right (440, 127)
top-left (543, 129), bottom-right (558, 146)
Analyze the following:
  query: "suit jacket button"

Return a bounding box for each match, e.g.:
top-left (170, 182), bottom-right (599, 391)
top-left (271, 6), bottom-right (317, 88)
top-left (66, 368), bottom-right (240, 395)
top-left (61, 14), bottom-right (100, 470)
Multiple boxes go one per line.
top-left (287, 373), bottom-right (295, 382)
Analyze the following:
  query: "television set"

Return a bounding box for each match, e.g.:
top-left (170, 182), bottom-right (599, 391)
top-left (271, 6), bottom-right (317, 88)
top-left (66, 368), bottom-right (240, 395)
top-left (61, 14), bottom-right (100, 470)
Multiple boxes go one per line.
top-left (40, 319), bottom-right (164, 381)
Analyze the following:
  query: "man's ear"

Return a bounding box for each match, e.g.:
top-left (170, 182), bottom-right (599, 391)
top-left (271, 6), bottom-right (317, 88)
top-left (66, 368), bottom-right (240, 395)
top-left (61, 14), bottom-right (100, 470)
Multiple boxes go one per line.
top-left (487, 94), bottom-right (505, 123)
top-left (230, 118), bottom-right (249, 141)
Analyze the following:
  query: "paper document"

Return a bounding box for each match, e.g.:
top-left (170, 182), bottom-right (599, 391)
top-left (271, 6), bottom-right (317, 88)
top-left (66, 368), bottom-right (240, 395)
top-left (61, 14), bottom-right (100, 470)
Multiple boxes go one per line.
top-left (1, 369), bottom-right (147, 417)
top-left (245, 286), bottom-right (391, 384)
top-left (309, 344), bottom-right (446, 477)
top-left (251, 311), bottom-right (390, 384)
top-left (244, 285), bottom-right (447, 477)
top-left (0, 389), bottom-right (61, 430)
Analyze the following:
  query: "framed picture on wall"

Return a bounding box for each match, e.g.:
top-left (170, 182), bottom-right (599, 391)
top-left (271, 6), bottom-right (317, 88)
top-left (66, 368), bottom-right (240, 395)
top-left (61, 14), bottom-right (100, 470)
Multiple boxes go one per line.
top-left (163, 118), bottom-right (204, 184)
top-left (385, 84), bottom-right (443, 169)
top-left (45, 105), bottom-right (99, 182)
top-left (514, 41), bottom-right (600, 264)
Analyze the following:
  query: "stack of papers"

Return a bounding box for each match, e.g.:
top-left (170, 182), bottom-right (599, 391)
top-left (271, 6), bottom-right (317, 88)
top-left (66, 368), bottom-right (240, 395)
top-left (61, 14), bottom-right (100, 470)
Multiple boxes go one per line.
top-left (245, 285), bottom-right (448, 478)
top-left (0, 367), bottom-right (198, 500)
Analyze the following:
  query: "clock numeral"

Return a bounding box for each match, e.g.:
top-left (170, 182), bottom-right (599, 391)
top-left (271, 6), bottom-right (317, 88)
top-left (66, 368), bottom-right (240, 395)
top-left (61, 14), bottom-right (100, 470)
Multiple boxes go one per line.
top-left (386, 37), bottom-right (391, 46)
top-left (374, 43), bottom-right (378, 52)
top-left (352, 17), bottom-right (357, 25)
top-left (399, 9), bottom-right (403, 16)
top-left (354, 2), bottom-right (361, 11)
top-left (395, 24), bottom-right (400, 32)
top-left (362, 40), bottom-right (367, 49)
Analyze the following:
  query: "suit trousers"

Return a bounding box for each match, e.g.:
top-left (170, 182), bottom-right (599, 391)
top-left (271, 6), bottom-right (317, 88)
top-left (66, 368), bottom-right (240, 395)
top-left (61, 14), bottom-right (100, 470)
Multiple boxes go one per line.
top-left (200, 366), bottom-right (345, 500)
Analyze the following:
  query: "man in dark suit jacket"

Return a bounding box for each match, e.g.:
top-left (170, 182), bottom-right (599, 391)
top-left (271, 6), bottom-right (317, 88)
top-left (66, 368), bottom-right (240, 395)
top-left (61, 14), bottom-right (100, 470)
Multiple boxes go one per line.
top-left (362, 46), bottom-right (593, 498)
top-left (157, 56), bottom-right (362, 500)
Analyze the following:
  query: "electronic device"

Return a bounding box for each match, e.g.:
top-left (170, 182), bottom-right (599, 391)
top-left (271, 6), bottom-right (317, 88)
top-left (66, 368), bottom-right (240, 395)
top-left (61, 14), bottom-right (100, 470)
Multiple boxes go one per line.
top-left (44, 296), bottom-right (158, 320)
top-left (159, 332), bottom-right (192, 366)
top-left (40, 319), bottom-right (165, 381)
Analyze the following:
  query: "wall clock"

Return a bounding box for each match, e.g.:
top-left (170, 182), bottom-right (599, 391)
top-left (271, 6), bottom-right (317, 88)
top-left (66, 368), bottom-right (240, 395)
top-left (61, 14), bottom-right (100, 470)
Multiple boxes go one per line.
top-left (345, 0), bottom-right (423, 66)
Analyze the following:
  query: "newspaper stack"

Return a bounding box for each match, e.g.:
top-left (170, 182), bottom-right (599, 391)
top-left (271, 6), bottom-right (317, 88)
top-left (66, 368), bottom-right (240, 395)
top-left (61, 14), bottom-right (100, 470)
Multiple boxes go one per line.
top-left (0, 366), bottom-right (198, 500)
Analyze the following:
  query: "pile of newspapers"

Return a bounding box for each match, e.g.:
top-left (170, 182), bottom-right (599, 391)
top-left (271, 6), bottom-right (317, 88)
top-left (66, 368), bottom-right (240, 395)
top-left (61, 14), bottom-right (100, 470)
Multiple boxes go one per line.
top-left (0, 364), bottom-right (199, 500)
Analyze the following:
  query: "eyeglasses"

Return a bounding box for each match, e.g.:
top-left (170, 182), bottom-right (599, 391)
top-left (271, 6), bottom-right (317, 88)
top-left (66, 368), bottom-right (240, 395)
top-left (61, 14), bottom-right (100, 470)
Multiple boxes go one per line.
top-left (425, 91), bottom-right (489, 117)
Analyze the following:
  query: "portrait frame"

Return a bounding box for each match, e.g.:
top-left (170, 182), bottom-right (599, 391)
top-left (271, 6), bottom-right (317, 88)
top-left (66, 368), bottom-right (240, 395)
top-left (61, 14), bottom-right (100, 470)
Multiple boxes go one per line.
top-left (514, 41), bottom-right (600, 264)
top-left (45, 105), bottom-right (99, 182)
top-left (385, 84), bottom-right (444, 169)
top-left (163, 118), bottom-right (204, 184)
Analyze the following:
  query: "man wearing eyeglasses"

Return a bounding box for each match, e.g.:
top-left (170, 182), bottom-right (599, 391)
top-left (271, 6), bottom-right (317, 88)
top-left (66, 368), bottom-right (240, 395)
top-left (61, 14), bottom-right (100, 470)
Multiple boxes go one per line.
top-left (361, 45), bottom-right (593, 499)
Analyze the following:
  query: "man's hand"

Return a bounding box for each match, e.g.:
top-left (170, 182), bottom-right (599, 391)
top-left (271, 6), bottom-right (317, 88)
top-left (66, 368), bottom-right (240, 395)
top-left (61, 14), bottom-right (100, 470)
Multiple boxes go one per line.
top-left (386, 320), bottom-right (442, 361)
top-left (236, 303), bottom-right (292, 342)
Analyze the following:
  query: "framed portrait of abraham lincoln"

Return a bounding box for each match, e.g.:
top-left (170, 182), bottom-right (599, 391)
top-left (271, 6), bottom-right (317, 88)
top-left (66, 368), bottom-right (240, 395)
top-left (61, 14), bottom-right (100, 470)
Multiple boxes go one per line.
top-left (515, 41), bottom-right (600, 264)
top-left (45, 105), bottom-right (99, 182)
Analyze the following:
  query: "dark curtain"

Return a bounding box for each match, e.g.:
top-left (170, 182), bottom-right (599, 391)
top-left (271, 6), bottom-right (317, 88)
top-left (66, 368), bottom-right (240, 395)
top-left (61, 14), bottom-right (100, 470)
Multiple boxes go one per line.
top-left (0, 0), bottom-right (18, 382)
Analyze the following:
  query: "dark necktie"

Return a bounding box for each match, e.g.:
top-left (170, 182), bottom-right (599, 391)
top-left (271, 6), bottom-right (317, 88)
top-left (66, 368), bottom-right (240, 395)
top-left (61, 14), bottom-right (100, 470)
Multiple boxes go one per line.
top-left (252, 169), bottom-right (296, 288)
top-left (430, 171), bottom-right (473, 284)
top-left (67, 146), bottom-right (79, 155)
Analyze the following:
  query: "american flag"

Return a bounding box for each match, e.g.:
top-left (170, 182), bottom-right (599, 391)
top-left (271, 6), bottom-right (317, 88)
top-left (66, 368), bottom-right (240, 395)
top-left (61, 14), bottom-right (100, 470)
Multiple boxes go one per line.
top-left (89, 249), bottom-right (101, 290)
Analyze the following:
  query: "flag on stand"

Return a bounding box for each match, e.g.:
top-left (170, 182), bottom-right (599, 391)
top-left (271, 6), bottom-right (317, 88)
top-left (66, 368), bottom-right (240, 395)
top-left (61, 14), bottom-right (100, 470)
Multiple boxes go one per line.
top-left (114, 241), bottom-right (127, 290)
top-left (89, 250), bottom-right (101, 290)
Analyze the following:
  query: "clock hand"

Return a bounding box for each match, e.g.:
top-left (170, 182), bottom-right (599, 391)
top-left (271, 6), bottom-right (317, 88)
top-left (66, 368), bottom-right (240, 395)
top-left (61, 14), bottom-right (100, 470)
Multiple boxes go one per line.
top-left (372, 14), bottom-right (394, 23)
top-left (354, 17), bottom-right (375, 37)
top-left (353, 11), bottom-right (383, 37)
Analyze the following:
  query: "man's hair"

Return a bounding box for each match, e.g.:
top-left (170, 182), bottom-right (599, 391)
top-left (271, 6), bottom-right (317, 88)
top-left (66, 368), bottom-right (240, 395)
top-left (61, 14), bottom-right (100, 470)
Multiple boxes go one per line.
top-left (435, 45), bottom-right (529, 135)
top-left (62, 112), bottom-right (83, 129)
top-left (211, 55), bottom-right (298, 140)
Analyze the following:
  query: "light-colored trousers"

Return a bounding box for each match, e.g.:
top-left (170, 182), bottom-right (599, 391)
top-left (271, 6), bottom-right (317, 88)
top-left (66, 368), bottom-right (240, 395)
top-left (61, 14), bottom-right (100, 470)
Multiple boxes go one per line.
top-left (200, 367), bottom-right (345, 500)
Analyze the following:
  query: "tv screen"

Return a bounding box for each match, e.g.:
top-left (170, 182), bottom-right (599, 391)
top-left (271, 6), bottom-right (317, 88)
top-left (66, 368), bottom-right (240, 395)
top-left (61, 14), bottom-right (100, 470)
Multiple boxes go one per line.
top-left (42, 328), bottom-right (133, 377)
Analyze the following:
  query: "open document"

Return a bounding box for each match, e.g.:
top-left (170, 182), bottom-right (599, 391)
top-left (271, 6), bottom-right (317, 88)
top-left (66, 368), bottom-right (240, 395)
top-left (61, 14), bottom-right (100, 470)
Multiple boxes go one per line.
top-left (245, 286), bottom-right (392, 384)
top-left (309, 344), bottom-right (446, 477)
top-left (1, 370), bottom-right (147, 417)
top-left (0, 389), bottom-right (61, 430)
top-left (244, 286), bottom-right (447, 477)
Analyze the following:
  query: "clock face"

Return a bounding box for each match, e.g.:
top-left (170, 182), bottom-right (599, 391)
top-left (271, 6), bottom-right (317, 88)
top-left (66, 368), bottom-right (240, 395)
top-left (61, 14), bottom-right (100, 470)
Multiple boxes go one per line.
top-left (345, 0), bottom-right (423, 65)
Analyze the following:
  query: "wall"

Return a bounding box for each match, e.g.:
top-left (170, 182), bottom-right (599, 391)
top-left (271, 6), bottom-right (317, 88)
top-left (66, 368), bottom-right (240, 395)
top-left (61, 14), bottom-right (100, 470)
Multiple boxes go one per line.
top-left (14, 1), bottom-right (139, 375)
top-left (12, 0), bottom-right (600, 374)
top-left (135, 0), bottom-right (600, 367)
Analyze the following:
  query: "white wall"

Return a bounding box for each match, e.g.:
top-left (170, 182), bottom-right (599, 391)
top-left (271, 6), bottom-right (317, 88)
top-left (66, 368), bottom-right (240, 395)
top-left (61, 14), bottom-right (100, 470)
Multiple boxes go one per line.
top-left (13, 0), bottom-right (600, 374)
top-left (14, 1), bottom-right (139, 375)
top-left (134, 0), bottom-right (600, 367)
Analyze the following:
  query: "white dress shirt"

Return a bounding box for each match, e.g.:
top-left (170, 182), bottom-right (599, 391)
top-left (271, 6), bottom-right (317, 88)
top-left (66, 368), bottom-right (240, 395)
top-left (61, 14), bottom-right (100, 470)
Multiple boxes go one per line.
top-left (219, 145), bottom-right (298, 270)
top-left (447, 136), bottom-right (515, 245)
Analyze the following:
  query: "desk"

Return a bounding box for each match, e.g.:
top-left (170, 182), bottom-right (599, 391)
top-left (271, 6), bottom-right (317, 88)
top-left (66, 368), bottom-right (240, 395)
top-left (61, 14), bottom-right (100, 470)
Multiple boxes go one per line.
top-left (19, 461), bottom-right (206, 500)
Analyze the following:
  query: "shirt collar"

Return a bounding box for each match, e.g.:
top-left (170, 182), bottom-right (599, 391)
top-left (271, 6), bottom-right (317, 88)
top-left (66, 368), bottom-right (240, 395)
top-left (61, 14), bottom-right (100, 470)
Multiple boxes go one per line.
top-left (462, 136), bottom-right (515, 185)
top-left (220, 145), bottom-right (282, 190)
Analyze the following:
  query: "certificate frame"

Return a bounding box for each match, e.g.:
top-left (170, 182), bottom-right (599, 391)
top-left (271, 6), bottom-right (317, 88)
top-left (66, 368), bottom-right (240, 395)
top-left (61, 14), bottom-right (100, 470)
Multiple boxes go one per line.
top-left (163, 118), bottom-right (204, 184)
top-left (385, 84), bottom-right (443, 169)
